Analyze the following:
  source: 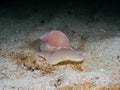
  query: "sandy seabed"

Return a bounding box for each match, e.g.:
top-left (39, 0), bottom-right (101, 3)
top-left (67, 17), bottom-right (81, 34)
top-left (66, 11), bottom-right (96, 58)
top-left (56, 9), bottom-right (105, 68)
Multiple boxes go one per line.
top-left (0, 6), bottom-right (120, 90)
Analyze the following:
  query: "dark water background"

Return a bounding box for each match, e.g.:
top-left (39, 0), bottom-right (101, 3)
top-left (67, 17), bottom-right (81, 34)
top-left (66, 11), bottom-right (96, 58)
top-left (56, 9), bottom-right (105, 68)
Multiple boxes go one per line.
top-left (0, 0), bottom-right (119, 15)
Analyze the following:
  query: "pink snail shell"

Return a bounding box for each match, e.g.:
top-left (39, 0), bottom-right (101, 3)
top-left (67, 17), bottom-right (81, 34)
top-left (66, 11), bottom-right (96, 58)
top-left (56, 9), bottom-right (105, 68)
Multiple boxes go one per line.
top-left (40, 30), bottom-right (69, 51)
